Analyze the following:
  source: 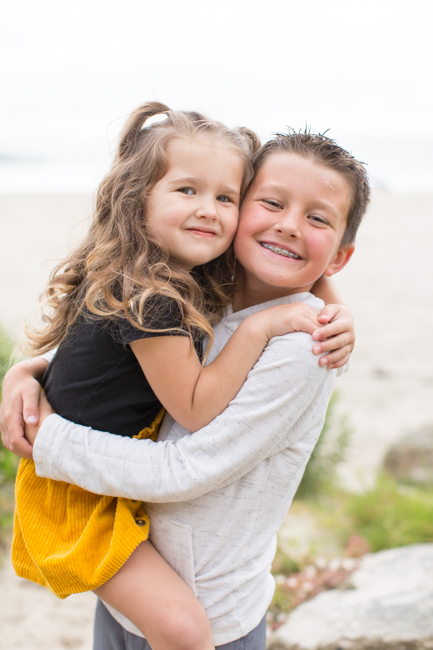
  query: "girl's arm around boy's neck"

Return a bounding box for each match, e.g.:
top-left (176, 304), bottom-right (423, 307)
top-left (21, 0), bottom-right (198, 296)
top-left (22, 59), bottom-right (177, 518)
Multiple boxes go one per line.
top-left (312, 275), bottom-right (347, 307)
top-left (129, 300), bottom-right (323, 433)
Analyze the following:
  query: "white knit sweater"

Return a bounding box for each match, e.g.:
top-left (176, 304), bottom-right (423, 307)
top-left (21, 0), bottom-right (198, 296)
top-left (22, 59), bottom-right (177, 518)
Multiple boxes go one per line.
top-left (34, 292), bottom-right (337, 645)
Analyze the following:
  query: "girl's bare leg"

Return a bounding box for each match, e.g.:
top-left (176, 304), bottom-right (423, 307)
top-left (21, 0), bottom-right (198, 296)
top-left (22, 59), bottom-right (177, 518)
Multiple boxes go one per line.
top-left (94, 540), bottom-right (214, 650)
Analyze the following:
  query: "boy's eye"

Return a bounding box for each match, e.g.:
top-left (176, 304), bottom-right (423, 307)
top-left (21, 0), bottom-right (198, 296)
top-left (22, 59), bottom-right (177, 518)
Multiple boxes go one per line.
top-left (309, 214), bottom-right (331, 227)
top-left (178, 187), bottom-right (194, 195)
top-left (216, 195), bottom-right (232, 203)
top-left (263, 199), bottom-right (282, 209)
top-left (309, 214), bottom-right (328, 225)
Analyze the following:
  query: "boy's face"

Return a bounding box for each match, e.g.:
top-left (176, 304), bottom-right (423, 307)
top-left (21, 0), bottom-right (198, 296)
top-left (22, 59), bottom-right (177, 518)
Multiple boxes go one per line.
top-left (234, 153), bottom-right (354, 300)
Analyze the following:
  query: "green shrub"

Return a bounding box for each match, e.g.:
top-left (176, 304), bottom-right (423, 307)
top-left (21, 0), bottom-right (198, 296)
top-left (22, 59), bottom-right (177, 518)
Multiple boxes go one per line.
top-left (341, 476), bottom-right (433, 551)
top-left (0, 325), bottom-right (14, 395)
top-left (0, 325), bottom-right (19, 484)
top-left (296, 392), bottom-right (351, 499)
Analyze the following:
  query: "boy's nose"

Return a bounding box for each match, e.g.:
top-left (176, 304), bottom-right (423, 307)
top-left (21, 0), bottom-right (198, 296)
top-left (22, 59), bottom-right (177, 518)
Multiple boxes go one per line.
top-left (274, 211), bottom-right (302, 238)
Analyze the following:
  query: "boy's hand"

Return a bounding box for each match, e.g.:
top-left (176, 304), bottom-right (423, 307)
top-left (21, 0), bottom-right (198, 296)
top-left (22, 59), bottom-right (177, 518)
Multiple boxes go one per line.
top-left (0, 359), bottom-right (47, 458)
top-left (24, 391), bottom-right (54, 447)
top-left (312, 304), bottom-right (355, 369)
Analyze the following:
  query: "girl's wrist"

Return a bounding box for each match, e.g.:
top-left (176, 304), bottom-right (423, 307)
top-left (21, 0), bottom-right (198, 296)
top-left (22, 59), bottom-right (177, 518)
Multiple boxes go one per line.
top-left (241, 312), bottom-right (272, 346)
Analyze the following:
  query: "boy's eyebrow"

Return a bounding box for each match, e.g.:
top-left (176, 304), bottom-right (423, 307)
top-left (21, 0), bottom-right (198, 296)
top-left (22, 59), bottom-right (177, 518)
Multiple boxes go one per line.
top-left (168, 176), bottom-right (240, 196)
top-left (254, 183), bottom-right (285, 194)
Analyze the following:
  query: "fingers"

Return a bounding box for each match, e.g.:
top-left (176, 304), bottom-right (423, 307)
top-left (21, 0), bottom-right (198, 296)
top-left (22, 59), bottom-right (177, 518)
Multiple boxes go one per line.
top-left (296, 314), bottom-right (323, 335)
top-left (12, 436), bottom-right (34, 459)
top-left (1, 415), bottom-right (34, 459)
top-left (0, 376), bottom-right (42, 460)
top-left (313, 319), bottom-right (351, 341)
top-left (313, 331), bottom-right (353, 354)
top-left (22, 382), bottom-right (42, 425)
top-left (22, 392), bottom-right (54, 447)
top-left (313, 330), bottom-right (353, 369)
top-left (317, 303), bottom-right (340, 323)
top-left (319, 344), bottom-right (352, 369)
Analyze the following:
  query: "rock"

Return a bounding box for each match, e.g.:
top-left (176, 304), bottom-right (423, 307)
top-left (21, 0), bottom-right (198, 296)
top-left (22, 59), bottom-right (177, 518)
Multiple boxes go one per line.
top-left (383, 424), bottom-right (433, 486)
top-left (268, 544), bottom-right (433, 650)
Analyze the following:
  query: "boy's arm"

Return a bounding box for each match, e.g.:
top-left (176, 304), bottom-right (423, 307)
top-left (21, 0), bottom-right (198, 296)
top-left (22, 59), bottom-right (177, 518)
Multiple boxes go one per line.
top-left (130, 302), bottom-right (321, 432)
top-left (0, 357), bottom-right (49, 458)
top-left (33, 332), bottom-right (335, 502)
top-left (311, 275), bottom-right (355, 369)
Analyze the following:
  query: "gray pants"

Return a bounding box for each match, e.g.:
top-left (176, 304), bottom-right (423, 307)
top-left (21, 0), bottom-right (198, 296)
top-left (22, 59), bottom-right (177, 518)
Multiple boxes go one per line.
top-left (93, 599), bottom-right (267, 650)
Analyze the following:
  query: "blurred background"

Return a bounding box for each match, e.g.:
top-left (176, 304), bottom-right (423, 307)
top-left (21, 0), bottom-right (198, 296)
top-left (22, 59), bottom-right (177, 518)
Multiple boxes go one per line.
top-left (1, 0), bottom-right (433, 194)
top-left (1, 1), bottom-right (432, 647)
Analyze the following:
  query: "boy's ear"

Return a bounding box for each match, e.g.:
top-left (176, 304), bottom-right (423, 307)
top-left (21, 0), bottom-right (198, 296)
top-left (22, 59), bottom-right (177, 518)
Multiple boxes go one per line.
top-left (324, 244), bottom-right (355, 277)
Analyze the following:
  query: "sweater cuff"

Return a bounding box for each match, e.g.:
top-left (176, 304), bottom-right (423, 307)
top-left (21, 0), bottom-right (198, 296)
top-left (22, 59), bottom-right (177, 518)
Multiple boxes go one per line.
top-left (33, 413), bottom-right (68, 479)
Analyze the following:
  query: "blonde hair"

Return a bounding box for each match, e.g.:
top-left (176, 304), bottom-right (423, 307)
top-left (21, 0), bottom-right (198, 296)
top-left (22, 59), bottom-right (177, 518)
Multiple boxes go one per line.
top-left (24, 102), bottom-right (260, 356)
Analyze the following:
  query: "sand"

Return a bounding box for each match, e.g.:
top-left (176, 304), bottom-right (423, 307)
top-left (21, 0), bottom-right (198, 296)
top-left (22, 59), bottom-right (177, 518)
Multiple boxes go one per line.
top-left (0, 191), bottom-right (432, 648)
top-left (0, 559), bottom-right (95, 649)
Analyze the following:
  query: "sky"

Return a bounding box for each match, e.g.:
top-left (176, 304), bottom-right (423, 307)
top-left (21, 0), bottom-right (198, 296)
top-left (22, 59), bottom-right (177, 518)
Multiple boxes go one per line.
top-left (1, 0), bottom-right (432, 192)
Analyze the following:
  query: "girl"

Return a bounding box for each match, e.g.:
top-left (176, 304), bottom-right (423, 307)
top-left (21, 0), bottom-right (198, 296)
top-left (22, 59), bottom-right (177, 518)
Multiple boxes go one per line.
top-left (6, 105), bottom-right (354, 650)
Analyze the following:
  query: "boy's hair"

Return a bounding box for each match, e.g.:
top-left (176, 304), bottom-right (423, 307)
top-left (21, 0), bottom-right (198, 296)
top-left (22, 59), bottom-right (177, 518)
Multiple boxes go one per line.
top-left (251, 130), bottom-right (370, 247)
top-left (25, 102), bottom-right (260, 356)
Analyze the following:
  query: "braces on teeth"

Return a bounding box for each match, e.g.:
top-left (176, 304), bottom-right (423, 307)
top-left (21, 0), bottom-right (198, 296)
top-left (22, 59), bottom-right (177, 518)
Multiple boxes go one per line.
top-left (260, 243), bottom-right (300, 259)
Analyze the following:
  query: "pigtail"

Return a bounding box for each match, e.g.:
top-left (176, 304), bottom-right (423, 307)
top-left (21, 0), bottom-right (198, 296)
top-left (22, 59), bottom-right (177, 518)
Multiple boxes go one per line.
top-left (116, 102), bottom-right (170, 160)
top-left (237, 127), bottom-right (261, 156)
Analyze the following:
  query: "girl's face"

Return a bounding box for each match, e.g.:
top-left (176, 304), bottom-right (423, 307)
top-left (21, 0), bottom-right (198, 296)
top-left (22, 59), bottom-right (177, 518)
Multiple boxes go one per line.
top-left (146, 137), bottom-right (244, 270)
top-left (234, 152), bottom-right (353, 305)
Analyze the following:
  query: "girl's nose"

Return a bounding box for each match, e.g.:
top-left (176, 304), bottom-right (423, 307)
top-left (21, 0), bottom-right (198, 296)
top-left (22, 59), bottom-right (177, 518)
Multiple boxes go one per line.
top-left (195, 199), bottom-right (218, 220)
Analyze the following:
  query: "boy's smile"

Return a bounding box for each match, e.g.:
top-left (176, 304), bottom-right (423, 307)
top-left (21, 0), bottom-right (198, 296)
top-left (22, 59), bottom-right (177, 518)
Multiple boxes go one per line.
top-left (233, 153), bottom-right (354, 306)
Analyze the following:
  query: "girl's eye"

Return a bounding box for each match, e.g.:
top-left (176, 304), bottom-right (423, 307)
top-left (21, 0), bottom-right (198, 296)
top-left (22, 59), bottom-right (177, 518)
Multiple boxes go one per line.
top-left (216, 195), bottom-right (231, 203)
top-left (178, 187), bottom-right (194, 195)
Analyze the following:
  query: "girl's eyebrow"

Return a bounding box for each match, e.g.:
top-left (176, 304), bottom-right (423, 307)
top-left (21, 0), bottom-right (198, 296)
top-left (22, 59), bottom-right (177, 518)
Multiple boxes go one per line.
top-left (168, 175), bottom-right (200, 186)
top-left (168, 176), bottom-right (240, 197)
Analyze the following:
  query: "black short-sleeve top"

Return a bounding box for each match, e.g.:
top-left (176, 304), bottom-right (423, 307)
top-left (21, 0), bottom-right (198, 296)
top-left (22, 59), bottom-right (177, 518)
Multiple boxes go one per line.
top-left (42, 298), bottom-right (201, 438)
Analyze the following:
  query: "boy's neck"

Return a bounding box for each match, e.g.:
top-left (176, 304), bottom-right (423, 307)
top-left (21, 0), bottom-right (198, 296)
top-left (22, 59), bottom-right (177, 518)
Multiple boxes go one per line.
top-left (232, 270), bottom-right (314, 312)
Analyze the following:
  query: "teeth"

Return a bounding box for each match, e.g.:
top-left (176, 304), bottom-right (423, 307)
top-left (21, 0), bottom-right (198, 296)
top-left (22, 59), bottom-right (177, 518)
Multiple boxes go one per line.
top-left (260, 243), bottom-right (301, 259)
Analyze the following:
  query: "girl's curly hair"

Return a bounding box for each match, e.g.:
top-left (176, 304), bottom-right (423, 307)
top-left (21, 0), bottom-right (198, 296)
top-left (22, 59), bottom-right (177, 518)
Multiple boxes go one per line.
top-left (24, 102), bottom-right (260, 357)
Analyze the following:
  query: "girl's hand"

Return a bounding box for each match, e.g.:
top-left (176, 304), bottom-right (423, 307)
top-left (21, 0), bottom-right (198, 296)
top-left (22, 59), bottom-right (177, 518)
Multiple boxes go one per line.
top-left (24, 391), bottom-right (54, 447)
top-left (0, 358), bottom-right (48, 458)
top-left (256, 302), bottom-right (322, 340)
top-left (312, 304), bottom-right (355, 369)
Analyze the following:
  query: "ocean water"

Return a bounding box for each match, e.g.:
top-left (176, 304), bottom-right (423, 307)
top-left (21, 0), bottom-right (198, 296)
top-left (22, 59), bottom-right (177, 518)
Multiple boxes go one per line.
top-left (0, 157), bottom-right (108, 194)
top-left (0, 135), bottom-right (431, 195)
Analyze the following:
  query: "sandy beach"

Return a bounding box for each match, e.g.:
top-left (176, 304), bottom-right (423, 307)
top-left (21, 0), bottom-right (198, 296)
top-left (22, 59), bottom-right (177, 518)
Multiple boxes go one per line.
top-left (0, 191), bottom-right (432, 648)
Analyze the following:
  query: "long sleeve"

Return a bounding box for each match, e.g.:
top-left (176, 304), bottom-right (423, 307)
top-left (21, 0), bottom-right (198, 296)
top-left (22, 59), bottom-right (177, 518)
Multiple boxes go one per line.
top-left (33, 330), bottom-right (335, 502)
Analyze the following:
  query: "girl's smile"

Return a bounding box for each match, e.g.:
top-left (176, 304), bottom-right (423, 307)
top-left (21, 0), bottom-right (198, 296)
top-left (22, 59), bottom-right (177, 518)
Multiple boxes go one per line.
top-left (146, 137), bottom-right (244, 270)
top-left (233, 152), bottom-right (354, 307)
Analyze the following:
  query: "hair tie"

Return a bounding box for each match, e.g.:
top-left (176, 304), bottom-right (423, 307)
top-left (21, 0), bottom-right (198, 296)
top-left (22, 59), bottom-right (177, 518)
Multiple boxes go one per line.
top-left (143, 113), bottom-right (169, 130)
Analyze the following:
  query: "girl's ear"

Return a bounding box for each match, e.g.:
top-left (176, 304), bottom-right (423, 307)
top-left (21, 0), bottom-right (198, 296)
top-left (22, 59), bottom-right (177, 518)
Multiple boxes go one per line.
top-left (324, 244), bottom-right (355, 277)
